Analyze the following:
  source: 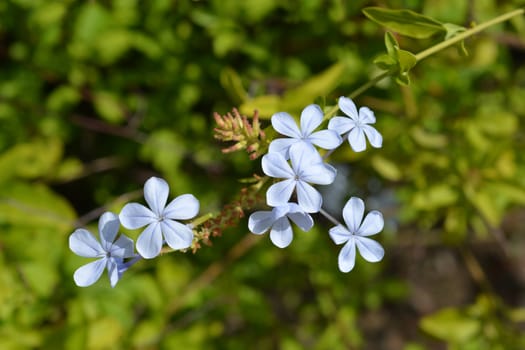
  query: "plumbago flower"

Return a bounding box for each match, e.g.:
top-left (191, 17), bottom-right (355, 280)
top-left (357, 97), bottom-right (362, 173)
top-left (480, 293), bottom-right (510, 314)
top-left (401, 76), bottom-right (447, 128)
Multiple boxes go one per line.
top-left (329, 197), bottom-right (385, 272)
top-left (248, 202), bottom-right (313, 248)
top-left (269, 104), bottom-right (342, 158)
top-left (328, 96), bottom-right (382, 152)
top-left (119, 177), bottom-right (200, 259)
top-left (262, 142), bottom-right (336, 213)
top-left (69, 212), bottom-right (136, 287)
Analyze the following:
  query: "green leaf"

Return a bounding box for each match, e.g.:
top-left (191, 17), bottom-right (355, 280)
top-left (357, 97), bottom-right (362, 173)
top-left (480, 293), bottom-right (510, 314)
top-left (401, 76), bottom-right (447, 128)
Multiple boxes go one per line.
top-left (412, 184), bottom-right (458, 210)
top-left (363, 7), bottom-right (446, 39)
top-left (94, 29), bottom-right (133, 64)
top-left (0, 138), bottom-right (63, 183)
top-left (371, 155), bottom-right (402, 181)
top-left (396, 48), bottom-right (417, 73)
top-left (93, 91), bottom-right (125, 123)
top-left (421, 308), bottom-right (480, 343)
top-left (375, 32), bottom-right (417, 85)
top-left (444, 207), bottom-right (468, 242)
top-left (384, 31), bottom-right (399, 56)
top-left (239, 94), bottom-right (281, 118)
top-left (410, 126), bottom-right (448, 148)
top-left (240, 61), bottom-right (347, 118)
top-left (18, 261), bottom-right (58, 298)
top-left (46, 85), bottom-right (81, 112)
top-left (282, 61), bottom-right (348, 111)
top-left (395, 71), bottom-right (411, 86)
top-left (464, 186), bottom-right (502, 226)
top-left (373, 53), bottom-right (397, 70)
top-left (73, 2), bottom-right (111, 43)
top-left (220, 67), bottom-right (249, 104)
top-left (477, 111), bottom-right (517, 136)
top-left (141, 129), bottom-right (186, 179)
top-left (443, 23), bottom-right (467, 40)
top-left (0, 182), bottom-right (76, 232)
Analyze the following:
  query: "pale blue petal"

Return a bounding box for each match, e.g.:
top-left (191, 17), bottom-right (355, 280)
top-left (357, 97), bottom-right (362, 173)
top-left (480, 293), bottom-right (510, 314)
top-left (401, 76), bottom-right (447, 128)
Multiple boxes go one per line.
top-left (271, 112), bottom-right (301, 138)
top-left (272, 204), bottom-right (292, 219)
top-left (296, 181), bottom-right (322, 213)
top-left (348, 127), bottom-right (366, 152)
top-left (300, 104), bottom-right (323, 135)
top-left (269, 217), bottom-right (293, 248)
top-left (69, 229), bottom-right (104, 258)
top-left (73, 258), bottom-right (106, 287)
top-left (98, 212), bottom-right (120, 251)
top-left (362, 125), bottom-right (383, 148)
top-left (164, 194), bottom-right (200, 220)
top-left (262, 152), bottom-right (294, 179)
top-left (329, 225), bottom-right (351, 245)
top-left (161, 219), bottom-right (193, 250)
top-left (107, 258), bottom-right (120, 288)
top-left (286, 210), bottom-right (313, 232)
top-left (355, 236), bottom-right (384, 262)
top-left (109, 234), bottom-right (135, 258)
top-left (308, 130), bottom-right (343, 150)
top-left (338, 239), bottom-right (356, 273)
top-left (328, 116), bottom-right (354, 135)
top-left (268, 138), bottom-right (297, 159)
top-left (300, 162), bottom-right (336, 185)
top-left (289, 142), bottom-right (322, 173)
top-left (136, 223), bottom-right (163, 259)
top-left (119, 203), bottom-right (157, 229)
top-left (338, 96), bottom-right (359, 120)
top-left (358, 106), bottom-right (376, 123)
top-left (118, 256), bottom-right (140, 277)
top-left (266, 179), bottom-right (296, 207)
top-left (248, 211), bottom-right (275, 234)
top-left (342, 197), bottom-right (364, 234)
top-left (358, 211), bottom-right (384, 237)
top-left (143, 177), bottom-right (169, 216)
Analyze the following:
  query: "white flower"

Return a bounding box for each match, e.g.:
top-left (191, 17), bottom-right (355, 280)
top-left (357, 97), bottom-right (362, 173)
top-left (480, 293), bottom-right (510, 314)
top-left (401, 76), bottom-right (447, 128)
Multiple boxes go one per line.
top-left (269, 104), bottom-right (342, 158)
top-left (248, 203), bottom-right (314, 248)
top-left (119, 177), bottom-right (199, 259)
top-left (329, 197), bottom-right (384, 272)
top-left (328, 96), bottom-right (382, 152)
top-left (262, 142), bottom-right (337, 213)
top-left (69, 212), bottom-right (135, 287)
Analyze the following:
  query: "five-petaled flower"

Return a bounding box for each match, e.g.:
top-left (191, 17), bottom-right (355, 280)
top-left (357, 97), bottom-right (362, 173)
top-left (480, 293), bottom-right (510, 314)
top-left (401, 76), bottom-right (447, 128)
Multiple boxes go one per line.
top-left (248, 202), bottom-right (313, 248)
top-left (328, 96), bottom-right (382, 152)
top-left (119, 177), bottom-right (200, 259)
top-left (262, 142), bottom-right (337, 213)
top-left (69, 212), bottom-right (136, 287)
top-left (328, 197), bottom-right (385, 272)
top-left (269, 104), bottom-right (342, 159)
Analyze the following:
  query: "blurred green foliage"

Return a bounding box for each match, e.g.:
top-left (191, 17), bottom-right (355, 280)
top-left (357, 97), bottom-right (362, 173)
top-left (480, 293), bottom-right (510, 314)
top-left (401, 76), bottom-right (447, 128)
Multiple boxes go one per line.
top-left (0, 0), bottom-right (524, 349)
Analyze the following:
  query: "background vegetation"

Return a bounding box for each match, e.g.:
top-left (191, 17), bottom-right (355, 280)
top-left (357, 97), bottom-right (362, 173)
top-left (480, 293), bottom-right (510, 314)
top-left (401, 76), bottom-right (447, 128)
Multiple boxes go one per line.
top-left (0, 0), bottom-right (524, 348)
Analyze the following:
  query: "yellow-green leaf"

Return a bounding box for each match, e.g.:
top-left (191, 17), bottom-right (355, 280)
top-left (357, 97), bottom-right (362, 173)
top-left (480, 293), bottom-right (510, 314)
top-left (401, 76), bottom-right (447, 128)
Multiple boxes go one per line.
top-left (371, 155), bottom-right (402, 181)
top-left (363, 7), bottom-right (446, 39)
top-left (421, 308), bottom-right (480, 343)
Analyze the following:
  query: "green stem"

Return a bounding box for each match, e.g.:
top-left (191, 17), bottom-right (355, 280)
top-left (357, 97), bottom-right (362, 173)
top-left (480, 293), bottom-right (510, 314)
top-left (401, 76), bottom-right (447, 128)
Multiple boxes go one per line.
top-left (190, 212), bottom-right (216, 227)
top-left (325, 7), bottom-right (524, 112)
top-left (415, 8), bottom-right (524, 62)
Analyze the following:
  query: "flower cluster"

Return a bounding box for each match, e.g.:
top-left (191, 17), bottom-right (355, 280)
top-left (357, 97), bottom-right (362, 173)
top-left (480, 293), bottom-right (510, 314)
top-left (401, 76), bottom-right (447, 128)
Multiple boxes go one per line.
top-left (69, 177), bottom-right (199, 287)
top-left (68, 96), bottom-right (386, 287)
top-left (248, 96), bottom-right (385, 272)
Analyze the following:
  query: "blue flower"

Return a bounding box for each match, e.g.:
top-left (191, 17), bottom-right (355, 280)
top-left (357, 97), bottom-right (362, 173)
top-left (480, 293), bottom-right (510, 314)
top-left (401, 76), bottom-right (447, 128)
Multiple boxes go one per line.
top-left (119, 177), bottom-right (199, 259)
top-left (69, 212), bottom-right (136, 287)
top-left (269, 104), bottom-right (342, 158)
top-left (248, 203), bottom-right (313, 248)
top-left (328, 96), bottom-right (382, 152)
top-left (262, 142), bottom-right (336, 213)
top-left (329, 197), bottom-right (385, 272)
